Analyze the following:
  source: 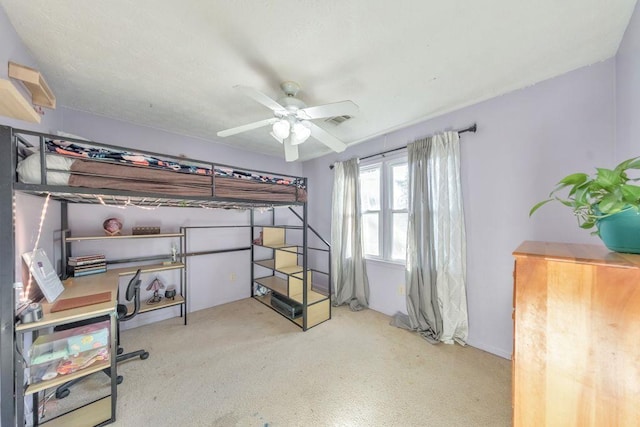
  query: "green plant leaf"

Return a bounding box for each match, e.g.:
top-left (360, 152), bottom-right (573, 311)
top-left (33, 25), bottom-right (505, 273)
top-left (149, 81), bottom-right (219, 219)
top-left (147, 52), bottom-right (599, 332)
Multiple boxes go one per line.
top-left (529, 199), bottom-right (552, 216)
top-left (596, 168), bottom-right (624, 189)
top-left (597, 193), bottom-right (625, 214)
top-left (616, 157), bottom-right (640, 171)
top-left (557, 173), bottom-right (588, 187)
top-left (580, 220), bottom-right (596, 229)
top-left (621, 184), bottom-right (640, 203)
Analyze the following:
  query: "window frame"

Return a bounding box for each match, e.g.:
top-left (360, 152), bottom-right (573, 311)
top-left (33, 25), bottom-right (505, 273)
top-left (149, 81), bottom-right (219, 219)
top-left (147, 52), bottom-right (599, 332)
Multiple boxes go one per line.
top-left (359, 152), bottom-right (408, 264)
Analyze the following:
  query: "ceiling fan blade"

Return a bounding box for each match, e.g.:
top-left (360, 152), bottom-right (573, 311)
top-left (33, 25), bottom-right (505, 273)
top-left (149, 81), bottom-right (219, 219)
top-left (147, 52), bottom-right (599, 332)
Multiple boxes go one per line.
top-left (298, 100), bottom-right (359, 120)
top-left (283, 137), bottom-right (299, 162)
top-left (235, 85), bottom-right (286, 113)
top-left (308, 122), bottom-right (347, 153)
top-left (217, 117), bottom-right (278, 137)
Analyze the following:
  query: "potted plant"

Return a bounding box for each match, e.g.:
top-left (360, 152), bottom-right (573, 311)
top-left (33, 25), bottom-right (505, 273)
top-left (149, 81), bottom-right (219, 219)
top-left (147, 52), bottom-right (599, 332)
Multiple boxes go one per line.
top-left (530, 157), bottom-right (640, 253)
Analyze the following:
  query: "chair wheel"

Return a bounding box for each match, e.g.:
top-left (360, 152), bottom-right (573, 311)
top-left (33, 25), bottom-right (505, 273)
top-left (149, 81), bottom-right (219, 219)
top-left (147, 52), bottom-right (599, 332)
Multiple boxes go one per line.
top-left (117, 348), bottom-right (124, 355)
top-left (140, 352), bottom-right (149, 360)
top-left (116, 375), bottom-right (124, 384)
top-left (56, 388), bottom-right (70, 399)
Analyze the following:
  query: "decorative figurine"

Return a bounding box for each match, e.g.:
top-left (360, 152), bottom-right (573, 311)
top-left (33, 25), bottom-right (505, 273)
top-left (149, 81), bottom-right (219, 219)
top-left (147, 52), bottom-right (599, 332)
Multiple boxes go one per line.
top-left (165, 285), bottom-right (176, 300)
top-left (146, 277), bottom-right (165, 304)
top-left (252, 231), bottom-right (263, 245)
top-left (103, 218), bottom-right (123, 236)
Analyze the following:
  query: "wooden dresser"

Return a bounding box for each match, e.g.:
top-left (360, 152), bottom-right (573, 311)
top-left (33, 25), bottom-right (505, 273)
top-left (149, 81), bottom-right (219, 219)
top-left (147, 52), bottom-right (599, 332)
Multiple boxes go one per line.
top-left (512, 241), bottom-right (640, 427)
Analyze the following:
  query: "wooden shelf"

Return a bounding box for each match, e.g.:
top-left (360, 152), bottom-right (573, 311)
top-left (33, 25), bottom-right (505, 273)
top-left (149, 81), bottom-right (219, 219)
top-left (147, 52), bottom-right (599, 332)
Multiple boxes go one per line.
top-left (253, 293), bottom-right (330, 329)
top-left (25, 359), bottom-right (110, 395)
top-left (8, 61), bottom-right (56, 108)
top-left (254, 259), bottom-right (303, 275)
top-left (256, 242), bottom-right (301, 251)
top-left (0, 78), bottom-right (41, 123)
top-left (128, 294), bottom-right (185, 315)
top-left (109, 262), bottom-right (184, 276)
top-left (65, 232), bottom-right (183, 242)
top-left (255, 276), bottom-right (288, 296)
top-left (43, 396), bottom-right (111, 427)
top-left (254, 276), bottom-right (328, 305)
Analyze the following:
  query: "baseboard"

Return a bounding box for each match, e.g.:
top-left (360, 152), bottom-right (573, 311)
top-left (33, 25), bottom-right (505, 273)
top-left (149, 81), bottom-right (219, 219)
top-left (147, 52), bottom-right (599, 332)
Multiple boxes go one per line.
top-left (465, 339), bottom-right (511, 360)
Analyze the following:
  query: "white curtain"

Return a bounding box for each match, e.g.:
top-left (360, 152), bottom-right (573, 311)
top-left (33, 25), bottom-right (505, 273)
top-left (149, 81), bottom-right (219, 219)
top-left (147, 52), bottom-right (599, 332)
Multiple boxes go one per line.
top-left (392, 131), bottom-right (468, 344)
top-left (331, 158), bottom-right (369, 311)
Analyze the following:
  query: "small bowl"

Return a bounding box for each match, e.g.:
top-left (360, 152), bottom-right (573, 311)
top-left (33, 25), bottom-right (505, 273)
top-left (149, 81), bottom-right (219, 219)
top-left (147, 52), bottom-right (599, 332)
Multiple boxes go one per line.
top-left (165, 286), bottom-right (176, 300)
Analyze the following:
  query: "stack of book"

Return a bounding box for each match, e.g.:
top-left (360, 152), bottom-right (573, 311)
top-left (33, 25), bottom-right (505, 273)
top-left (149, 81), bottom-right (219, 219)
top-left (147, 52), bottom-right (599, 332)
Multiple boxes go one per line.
top-left (67, 255), bottom-right (107, 277)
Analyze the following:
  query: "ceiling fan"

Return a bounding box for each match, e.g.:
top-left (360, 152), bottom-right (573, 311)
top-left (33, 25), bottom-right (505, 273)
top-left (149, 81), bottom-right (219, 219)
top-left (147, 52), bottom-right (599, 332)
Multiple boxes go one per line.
top-left (217, 81), bottom-right (358, 162)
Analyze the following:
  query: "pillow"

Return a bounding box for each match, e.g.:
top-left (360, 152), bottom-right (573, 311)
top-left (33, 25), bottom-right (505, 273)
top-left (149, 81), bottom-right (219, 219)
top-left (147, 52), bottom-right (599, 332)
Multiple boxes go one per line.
top-left (16, 152), bottom-right (74, 185)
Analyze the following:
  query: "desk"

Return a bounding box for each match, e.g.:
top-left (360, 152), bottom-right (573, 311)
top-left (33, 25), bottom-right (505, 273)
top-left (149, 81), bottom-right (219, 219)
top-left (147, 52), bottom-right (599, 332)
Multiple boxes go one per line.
top-left (15, 263), bottom-right (184, 426)
top-left (15, 271), bottom-right (118, 427)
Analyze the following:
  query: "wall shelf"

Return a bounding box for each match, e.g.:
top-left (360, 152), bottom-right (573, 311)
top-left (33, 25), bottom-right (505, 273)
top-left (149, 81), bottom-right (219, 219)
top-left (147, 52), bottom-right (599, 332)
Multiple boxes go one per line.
top-left (0, 78), bottom-right (41, 123)
top-left (65, 232), bottom-right (184, 242)
top-left (8, 62), bottom-right (56, 108)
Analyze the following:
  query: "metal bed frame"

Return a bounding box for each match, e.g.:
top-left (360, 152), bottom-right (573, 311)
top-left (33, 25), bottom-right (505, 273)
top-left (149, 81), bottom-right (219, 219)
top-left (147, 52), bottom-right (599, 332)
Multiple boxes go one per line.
top-left (0, 125), bottom-right (323, 426)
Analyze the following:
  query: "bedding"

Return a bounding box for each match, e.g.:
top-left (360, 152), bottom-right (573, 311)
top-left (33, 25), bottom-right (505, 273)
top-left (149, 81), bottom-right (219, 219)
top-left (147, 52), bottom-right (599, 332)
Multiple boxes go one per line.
top-left (17, 139), bottom-right (307, 202)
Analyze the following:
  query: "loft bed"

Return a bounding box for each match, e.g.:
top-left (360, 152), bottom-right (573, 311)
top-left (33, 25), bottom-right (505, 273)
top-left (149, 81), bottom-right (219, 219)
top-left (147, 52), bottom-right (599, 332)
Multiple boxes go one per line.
top-left (10, 127), bottom-right (307, 209)
top-left (2, 125), bottom-right (330, 427)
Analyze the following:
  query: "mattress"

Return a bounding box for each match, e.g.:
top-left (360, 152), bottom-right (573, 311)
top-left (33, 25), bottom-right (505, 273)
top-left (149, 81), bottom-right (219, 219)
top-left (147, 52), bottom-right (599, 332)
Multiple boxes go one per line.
top-left (17, 139), bottom-right (307, 202)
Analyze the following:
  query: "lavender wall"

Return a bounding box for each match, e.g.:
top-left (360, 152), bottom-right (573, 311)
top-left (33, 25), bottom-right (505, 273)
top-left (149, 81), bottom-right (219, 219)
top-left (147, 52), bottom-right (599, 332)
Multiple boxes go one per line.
top-left (1, 6), bottom-right (63, 290)
top-left (59, 108), bottom-right (302, 176)
top-left (303, 59), bottom-right (616, 358)
top-left (616, 1), bottom-right (640, 162)
top-left (1, 8), bottom-right (65, 422)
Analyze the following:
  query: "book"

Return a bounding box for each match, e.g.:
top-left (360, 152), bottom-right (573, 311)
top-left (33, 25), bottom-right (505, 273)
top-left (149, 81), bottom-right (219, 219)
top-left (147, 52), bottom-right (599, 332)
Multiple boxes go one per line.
top-left (68, 256), bottom-right (106, 266)
top-left (68, 254), bottom-right (105, 260)
top-left (68, 262), bottom-right (107, 271)
top-left (70, 268), bottom-right (106, 277)
top-left (68, 259), bottom-right (106, 267)
top-left (68, 254), bottom-right (105, 262)
top-left (67, 264), bottom-right (106, 273)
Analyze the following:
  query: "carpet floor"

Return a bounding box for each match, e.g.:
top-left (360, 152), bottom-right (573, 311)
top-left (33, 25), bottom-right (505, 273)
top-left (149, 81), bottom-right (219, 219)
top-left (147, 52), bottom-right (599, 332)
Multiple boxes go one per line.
top-left (46, 298), bottom-right (512, 426)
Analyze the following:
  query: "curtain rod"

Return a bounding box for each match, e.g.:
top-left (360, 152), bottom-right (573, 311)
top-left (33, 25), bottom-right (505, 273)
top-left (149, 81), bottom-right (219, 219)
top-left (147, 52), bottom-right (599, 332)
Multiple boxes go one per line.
top-left (329, 123), bottom-right (477, 169)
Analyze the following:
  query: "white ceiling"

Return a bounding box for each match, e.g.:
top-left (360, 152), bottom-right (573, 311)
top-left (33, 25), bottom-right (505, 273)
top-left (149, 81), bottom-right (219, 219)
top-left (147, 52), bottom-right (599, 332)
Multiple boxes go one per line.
top-left (1, 0), bottom-right (637, 161)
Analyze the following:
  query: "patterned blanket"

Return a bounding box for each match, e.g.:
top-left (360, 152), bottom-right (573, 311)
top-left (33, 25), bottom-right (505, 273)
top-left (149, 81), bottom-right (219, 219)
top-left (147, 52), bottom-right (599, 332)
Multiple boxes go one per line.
top-left (46, 139), bottom-right (305, 189)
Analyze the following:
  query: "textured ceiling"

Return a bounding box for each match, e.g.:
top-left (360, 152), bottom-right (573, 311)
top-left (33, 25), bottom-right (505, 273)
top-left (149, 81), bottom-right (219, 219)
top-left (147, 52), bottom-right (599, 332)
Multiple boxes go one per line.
top-left (1, 0), bottom-right (637, 161)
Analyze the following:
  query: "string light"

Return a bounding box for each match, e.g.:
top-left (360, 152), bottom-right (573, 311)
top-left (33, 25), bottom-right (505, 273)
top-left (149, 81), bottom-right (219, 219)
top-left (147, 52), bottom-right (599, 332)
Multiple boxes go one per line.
top-left (96, 195), bottom-right (161, 210)
top-left (22, 193), bottom-right (51, 303)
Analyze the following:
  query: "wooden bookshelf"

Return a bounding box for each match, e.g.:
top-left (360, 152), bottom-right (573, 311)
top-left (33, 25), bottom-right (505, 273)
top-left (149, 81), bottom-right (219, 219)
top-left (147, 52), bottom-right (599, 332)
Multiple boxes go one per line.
top-left (8, 61), bottom-right (56, 108)
top-left (0, 78), bottom-right (41, 123)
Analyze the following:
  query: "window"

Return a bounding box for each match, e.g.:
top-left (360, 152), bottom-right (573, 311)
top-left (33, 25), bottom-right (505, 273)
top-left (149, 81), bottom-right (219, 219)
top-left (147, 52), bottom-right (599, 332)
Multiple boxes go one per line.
top-left (360, 155), bottom-right (408, 263)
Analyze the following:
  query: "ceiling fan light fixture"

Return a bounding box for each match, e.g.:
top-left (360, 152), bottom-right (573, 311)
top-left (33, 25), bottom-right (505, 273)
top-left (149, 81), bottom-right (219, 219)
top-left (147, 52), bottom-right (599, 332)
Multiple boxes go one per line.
top-left (290, 121), bottom-right (311, 145)
top-left (272, 119), bottom-right (290, 140)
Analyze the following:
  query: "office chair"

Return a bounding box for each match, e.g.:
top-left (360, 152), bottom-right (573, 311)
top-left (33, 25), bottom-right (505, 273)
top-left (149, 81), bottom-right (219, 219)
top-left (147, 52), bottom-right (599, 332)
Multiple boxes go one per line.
top-left (55, 269), bottom-right (149, 399)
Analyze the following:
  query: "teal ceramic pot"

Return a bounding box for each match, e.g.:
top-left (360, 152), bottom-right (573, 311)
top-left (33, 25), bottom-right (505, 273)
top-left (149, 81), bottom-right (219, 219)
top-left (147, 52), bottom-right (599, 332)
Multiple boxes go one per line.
top-left (597, 208), bottom-right (640, 254)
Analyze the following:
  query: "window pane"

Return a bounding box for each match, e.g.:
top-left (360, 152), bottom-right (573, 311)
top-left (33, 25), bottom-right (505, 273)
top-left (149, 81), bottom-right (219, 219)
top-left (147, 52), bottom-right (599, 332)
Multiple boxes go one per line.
top-left (360, 167), bottom-right (380, 211)
top-left (391, 212), bottom-right (408, 260)
top-left (392, 163), bottom-right (408, 210)
top-left (362, 213), bottom-right (380, 256)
